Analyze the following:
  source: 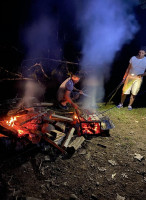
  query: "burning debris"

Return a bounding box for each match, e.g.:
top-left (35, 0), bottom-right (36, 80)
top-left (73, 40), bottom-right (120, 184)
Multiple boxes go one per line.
top-left (0, 101), bottom-right (115, 158)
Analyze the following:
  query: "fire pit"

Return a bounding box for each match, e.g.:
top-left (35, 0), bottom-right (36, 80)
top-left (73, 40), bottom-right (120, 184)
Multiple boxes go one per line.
top-left (73, 108), bottom-right (115, 137)
top-left (0, 102), bottom-right (115, 156)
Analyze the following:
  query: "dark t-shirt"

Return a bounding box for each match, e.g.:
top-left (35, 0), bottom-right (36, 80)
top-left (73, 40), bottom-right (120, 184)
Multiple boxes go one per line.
top-left (65, 79), bottom-right (74, 91)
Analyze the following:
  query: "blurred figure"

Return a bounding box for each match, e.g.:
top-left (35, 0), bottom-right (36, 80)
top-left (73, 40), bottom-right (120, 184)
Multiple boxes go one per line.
top-left (117, 48), bottom-right (146, 110)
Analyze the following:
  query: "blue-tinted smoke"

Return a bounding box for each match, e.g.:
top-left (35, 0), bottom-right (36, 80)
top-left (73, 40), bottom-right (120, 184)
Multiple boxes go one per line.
top-left (77, 0), bottom-right (139, 67)
top-left (22, 16), bottom-right (59, 59)
top-left (75, 0), bottom-right (139, 109)
top-left (19, 0), bottom-right (61, 104)
top-left (21, 0), bottom-right (61, 60)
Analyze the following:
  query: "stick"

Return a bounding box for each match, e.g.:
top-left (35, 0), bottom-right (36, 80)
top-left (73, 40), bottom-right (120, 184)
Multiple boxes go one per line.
top-left (43, 134), bottom-right (66, 154)
top-left (105, 81), bottom-right (123, 105)
top-left (51, 114), bottom-right (73, 122)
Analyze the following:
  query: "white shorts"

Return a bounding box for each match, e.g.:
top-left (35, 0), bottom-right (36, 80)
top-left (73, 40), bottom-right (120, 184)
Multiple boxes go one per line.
top-left (123, 75), bottom-right (142, 95)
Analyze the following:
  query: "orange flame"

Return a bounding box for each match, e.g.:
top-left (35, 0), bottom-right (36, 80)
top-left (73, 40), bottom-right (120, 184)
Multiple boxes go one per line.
top-left (17, 129), bottom-right (24, 136)
top-left (6, 116), bottom-right (17, 127)
top-left (73, 114), bottom-right (78, 120)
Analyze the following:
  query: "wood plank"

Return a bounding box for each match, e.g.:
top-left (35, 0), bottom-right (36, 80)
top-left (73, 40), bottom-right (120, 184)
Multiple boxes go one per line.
top-left (68, 136), bottom-right (85, 150)
top-left (62, 127), bottom-right (75, 148)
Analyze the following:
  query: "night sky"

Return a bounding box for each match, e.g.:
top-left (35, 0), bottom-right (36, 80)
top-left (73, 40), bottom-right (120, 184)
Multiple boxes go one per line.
top-left (0, 0), bottom-right (146, 104)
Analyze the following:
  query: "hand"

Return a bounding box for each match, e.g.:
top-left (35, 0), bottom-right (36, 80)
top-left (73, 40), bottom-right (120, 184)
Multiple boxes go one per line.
top-left (79, 90), bottom-right (84, 95)
top-left (122, 78), bottom-right (126, 84)
top-left (137, 74), bottom-right (143, 78)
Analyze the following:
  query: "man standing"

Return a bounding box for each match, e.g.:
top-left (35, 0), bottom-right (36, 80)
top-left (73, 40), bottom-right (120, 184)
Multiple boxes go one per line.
top-left (117, 48), bottom-right (146, 110)
top-left (57, 74), bottom-right (83, 110)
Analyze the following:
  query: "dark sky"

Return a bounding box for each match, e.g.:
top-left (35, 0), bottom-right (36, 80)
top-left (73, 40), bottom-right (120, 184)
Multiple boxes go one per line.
top-left (0, 1), bottom-right (146, 61)
top-left (0, 1), bottom-right (146, 103)
top-left (0, 1), bottom-right (146, 76)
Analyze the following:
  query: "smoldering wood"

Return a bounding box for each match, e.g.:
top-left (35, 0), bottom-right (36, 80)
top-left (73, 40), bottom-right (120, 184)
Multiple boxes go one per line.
top-left (7, 107), bottom-right (34, 117)
top-left (0, 124), bottom-right (29, 142)
top-left (0, 133), bottom-right (8, 137)
top-left (20, 110), bottom-right (50, 125)
top-left (51, 114), bottom-right (73, 122)
top-left (68, 136), bottom-right (85, 150)
top-left (62, 127), bottom-right (75, 148)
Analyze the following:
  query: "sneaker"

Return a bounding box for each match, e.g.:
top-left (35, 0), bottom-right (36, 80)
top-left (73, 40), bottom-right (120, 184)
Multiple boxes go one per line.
top-left (117, 103), bottom-right (123, 108)
top-left (128, 105), bottom-right (132, 110)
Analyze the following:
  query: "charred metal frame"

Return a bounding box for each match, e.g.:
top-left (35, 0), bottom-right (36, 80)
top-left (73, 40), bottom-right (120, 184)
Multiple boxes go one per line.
top-left (79, 120), bottom-right (101, 135)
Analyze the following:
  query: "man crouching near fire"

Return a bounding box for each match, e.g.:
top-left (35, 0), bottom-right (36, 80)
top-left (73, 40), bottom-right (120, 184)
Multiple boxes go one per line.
top-left (117, 47), bottom-right (146, 110)
top-left (57, 73), bottom-right (83, 111)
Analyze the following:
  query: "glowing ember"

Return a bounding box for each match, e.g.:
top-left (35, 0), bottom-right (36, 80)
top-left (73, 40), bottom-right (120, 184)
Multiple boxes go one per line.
top-left (6, 116), bottom-right (17, 127)
top-left (17, 129), bottom-right (24, 136)
top-left (73, 114), bottom-right (78, 120)
top-left (3, 114), bottom-right (38, 138)
top-left (81, 121), bottom-right (101, 135)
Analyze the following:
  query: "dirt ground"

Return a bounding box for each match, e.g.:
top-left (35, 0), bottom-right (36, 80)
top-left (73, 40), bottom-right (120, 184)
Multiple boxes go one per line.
top-left (0, 104), bottom-right (146, 200)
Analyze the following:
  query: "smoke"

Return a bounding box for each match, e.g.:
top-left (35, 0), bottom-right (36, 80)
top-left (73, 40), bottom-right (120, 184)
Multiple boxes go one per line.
top-left (21, 0), bottom-right (61, 59)
top-left (22, 16), bottom-right (60, 59)
top-left (20, 0), bottom-right (62, 105)
top-left (17, 80), bottom-right (45, 108)
top-left (75, 0), bottom-right (139, 110)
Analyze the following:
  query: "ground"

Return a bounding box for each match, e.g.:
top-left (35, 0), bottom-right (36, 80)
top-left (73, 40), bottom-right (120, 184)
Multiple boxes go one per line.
top-left (0, 103), bottom-right (146, 200)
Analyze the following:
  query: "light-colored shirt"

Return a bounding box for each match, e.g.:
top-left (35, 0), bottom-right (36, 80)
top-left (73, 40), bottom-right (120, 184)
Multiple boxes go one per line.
top-left (129, 56), bottom-right (146, 75)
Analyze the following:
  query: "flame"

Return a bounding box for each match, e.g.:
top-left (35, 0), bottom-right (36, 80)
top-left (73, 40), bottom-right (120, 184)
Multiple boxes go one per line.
top-left (6, 116), bottom-right (17, 127)
top-left (73, 114), bottom-right (78, 120)
top-left (17, 129), bottom-right (24, 136)
top-left (5, 115), bottom-right (26, 137)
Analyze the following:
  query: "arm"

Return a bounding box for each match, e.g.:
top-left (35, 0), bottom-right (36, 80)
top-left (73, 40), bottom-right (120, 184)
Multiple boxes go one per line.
top-left (64, 90), bottom-right (79, 109)
top-left (73, 87), bottom-right (83, 94)
top-left (123, 63), bottom-right (132, 80)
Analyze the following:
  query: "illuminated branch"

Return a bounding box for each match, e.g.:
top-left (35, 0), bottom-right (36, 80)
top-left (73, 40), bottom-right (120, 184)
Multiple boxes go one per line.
top-left (0, 66), bottom-right (22, 77)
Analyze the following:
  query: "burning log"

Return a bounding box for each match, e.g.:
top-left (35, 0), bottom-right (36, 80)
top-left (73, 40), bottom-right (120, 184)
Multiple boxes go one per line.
top-left (7, 107), bottom-right (34, 117)
top-left (50, 114), bottom-right (73, 122)
top-left (0, 133), bottom-right (8, 137)
top-left (62, 127), bottom-right (75, 148)
top-left (68, 136), bottom-right (85, 150)
top-left (20, 110), bottom-right (50, 125)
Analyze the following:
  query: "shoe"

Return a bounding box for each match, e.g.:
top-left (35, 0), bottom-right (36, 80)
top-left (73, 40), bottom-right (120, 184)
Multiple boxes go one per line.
top-left (58, 103), bottom-right (68, 110)
top-left (117, 103), bottom-right (123, 108)
top-left (128, 105), bottom-right (132, 110)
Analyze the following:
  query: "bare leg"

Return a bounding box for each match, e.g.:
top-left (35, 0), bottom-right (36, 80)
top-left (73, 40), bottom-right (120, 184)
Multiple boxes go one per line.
top-left (60, 100), bottom-right (68, 106)
top-left (121, 93), bottom-right (127, 104)
top-left (129, 94), bottom-right (136, 106)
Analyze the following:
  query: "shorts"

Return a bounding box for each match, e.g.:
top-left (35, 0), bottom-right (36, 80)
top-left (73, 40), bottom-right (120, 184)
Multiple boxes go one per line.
top-left (122, 75), bottom-right (142, 95)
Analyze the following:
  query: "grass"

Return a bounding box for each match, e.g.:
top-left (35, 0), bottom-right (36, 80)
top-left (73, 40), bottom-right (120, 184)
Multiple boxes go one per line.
top-left (98, 102), bottom-right (146, 119)
top-left (96, 102), bottom-right (146, 152)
